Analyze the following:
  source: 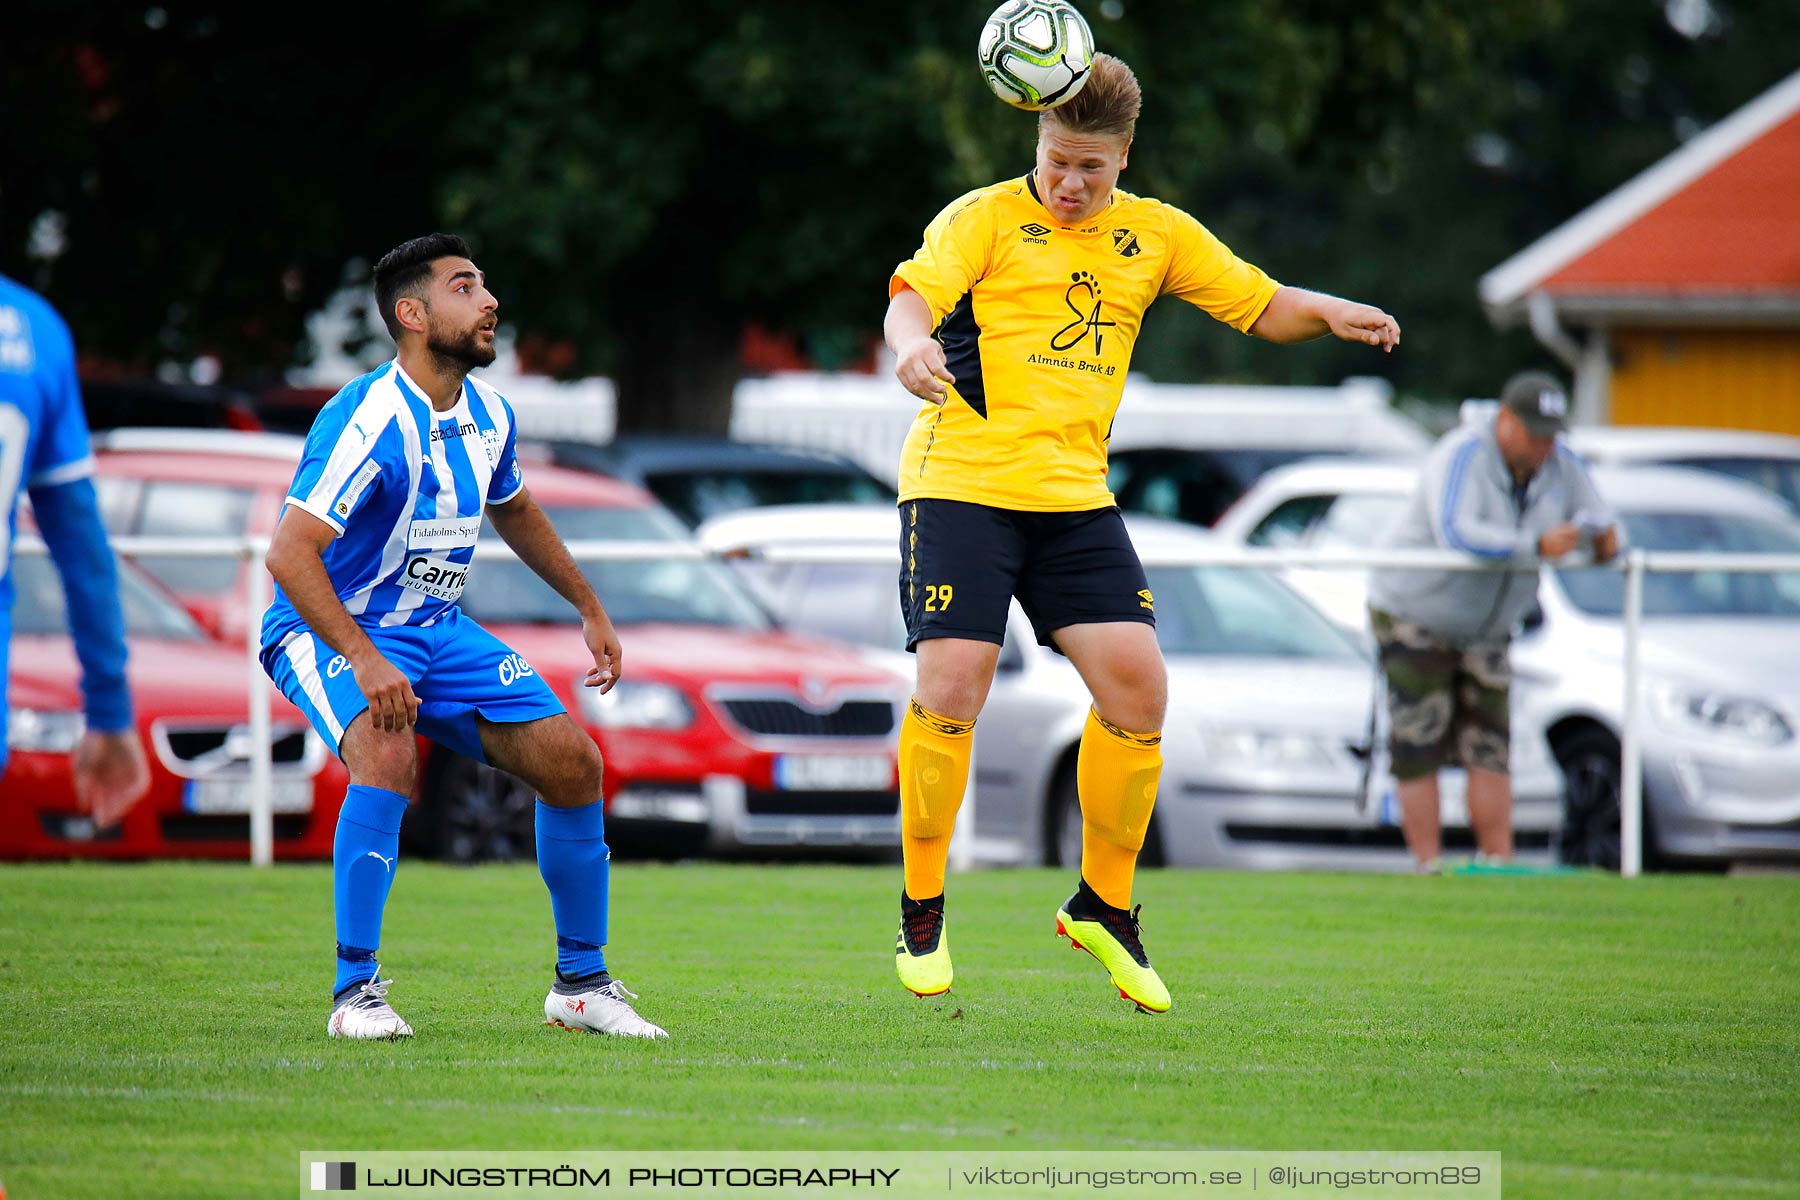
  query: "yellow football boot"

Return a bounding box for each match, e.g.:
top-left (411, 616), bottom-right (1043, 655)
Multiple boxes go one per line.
top-left (895, 893), bottom-right (952, 997)
top-left (1055, 882), bottom-right (1171, 1014)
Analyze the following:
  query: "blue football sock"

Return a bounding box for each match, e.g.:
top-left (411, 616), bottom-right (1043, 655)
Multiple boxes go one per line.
top-left (536, 799), bottom-right (609, 979)
top-left (332, 785), bottom-right (409, 998)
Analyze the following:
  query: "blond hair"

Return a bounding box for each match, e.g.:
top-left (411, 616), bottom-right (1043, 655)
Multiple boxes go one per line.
top-left (1040, 54), bottom-right (1140, 142)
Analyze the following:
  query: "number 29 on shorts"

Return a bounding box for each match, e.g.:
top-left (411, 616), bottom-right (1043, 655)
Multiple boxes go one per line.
top-left (924, 583), bottom-right (954, 612)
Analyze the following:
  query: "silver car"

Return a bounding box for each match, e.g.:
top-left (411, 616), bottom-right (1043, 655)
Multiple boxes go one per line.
top-left (1213, 458), bottom-right (1800, 868)
top-left (1565, 425), bottom-right (1800, 515)
top-left (698, 504), bottom-right (1563, 871)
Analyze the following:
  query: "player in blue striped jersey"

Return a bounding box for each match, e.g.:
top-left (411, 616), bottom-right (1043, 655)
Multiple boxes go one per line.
top-left (0, 275), bottom-right (149, 825)
top-left (262, 234), bottom-right (664, 1040)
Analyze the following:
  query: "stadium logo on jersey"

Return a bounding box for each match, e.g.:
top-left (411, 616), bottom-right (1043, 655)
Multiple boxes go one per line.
top-left (1019, 223), bottom-right (1051, 245)
top-left (400, 552), bottom-right (469, 602)
top-left (1050, 271), bottom-right (1116, 355)
top-left (430, 419), bottom-right (477, 442)
top-left (497, 653), bottom-right (536, 687)
top-left (1112, 229), bottom-right (1141, 257)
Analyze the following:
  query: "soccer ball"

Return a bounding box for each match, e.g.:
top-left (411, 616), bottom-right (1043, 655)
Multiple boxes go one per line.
top-left (978, 0), bottom-right (1096, 111)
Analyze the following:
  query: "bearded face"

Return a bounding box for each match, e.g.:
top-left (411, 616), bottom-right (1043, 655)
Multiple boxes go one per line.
top-left (426, 305), bottom-right (498, 369)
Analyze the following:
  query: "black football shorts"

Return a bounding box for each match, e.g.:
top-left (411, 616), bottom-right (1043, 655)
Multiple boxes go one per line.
top-left (898, 498), bottom-right (1155, 652)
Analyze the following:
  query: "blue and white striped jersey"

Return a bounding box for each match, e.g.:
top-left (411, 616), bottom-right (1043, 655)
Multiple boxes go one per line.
top-left (0, 278), bottom-right (97, 581)
top-left (261, 360), bottom-right (524, 652)
top-left (0, 274), bottom-right (133, 733)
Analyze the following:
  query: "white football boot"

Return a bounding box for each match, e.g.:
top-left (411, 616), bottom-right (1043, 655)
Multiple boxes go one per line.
top-left (327, 975), bottom-right (414, 1039)
top-left (544, 978), bottom-right (668, 1039)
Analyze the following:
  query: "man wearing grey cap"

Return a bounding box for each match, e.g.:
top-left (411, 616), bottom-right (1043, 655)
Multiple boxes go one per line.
top-left (1368, 370), bottom-right (1622, 871)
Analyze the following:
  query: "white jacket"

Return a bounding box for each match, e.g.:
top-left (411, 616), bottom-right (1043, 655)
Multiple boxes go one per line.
top-left (1367, 419), bottom-right (1619, 645)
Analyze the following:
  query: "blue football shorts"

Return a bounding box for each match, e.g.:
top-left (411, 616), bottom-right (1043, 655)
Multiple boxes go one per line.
top-left (262, 605), bottom-right (565, 764)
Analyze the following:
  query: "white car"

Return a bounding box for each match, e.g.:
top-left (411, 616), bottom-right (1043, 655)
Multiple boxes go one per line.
top-left (1565, 426), bottom-right (1800, 515)
top-left (1213, 459), bottom-right (1800, 868)
top-left (698, 504), bottom-right (1564, 871)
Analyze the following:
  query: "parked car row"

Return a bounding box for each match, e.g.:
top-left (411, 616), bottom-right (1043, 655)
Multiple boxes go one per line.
top-left (9, 433), bottom-right (908, 863)
top-left (9, 418), bottom-right (1799, 874)
top-left (699, 505), bottom-right (1564, 872)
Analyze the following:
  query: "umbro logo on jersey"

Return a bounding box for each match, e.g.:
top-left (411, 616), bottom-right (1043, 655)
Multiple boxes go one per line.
top-left (1113, 229), bottom-right (1141, 257)
top-left (1020, 223), bottom-right (1051, 244)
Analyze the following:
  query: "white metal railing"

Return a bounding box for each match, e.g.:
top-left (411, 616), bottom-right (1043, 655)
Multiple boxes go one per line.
top-left (16, 535), bottom-right (1800, 877)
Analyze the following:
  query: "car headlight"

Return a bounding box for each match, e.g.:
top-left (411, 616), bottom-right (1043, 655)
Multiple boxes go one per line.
top-left (7, 708), bottom-right (86, 754)
top-left (1201, 727), bottom-right (1343, 769)
top-left (574, 680), bottom-right (694, 731)
top-left (1648, 684), bottom-right (1793, 746)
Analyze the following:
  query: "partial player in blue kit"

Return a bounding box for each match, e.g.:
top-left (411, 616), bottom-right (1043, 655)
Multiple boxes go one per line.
top-left (261, 234), bottom-right (665, 1040)
top-left (0, 275), bottom-right (149, 823)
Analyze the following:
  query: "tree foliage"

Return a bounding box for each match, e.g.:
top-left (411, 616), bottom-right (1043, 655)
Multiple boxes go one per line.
top-left (0, 5), bottom-right (488, 382)
top-left (4, 1), bottom-right (1796, 426)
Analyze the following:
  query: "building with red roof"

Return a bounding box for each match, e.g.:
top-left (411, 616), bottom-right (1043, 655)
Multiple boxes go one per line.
top-left (1481, 69), bottom-right (1800, 433)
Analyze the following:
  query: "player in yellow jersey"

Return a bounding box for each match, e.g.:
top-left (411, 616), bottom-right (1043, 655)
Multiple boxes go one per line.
top-left (885, 55), bottom-right (1400, 1012)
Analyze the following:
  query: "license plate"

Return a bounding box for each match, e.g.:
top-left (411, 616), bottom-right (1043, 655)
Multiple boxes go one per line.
top-left (182, 779), bottom-right (314, 814)
top-left (774, 754), bottom-right (894, 792)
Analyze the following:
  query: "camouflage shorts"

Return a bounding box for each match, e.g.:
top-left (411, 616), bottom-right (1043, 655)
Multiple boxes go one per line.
top-left (1369, 608), bottom-right (1511, 780)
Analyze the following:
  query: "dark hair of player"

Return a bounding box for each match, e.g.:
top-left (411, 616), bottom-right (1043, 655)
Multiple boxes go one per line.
top-left (1039, 53), bottom-right (1141, 142)
top-left (373, 233), bottom-right (473, 340)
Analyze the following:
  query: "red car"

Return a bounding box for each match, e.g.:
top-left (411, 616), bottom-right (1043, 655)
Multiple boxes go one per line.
top-left (91, 430), bottom-right (907, 860)
top-left (2, 548), bottom-right (350, 859)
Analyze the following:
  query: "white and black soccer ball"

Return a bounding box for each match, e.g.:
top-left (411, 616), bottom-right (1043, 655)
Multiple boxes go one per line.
top-left (978, 0), bottom-right (1096, 112)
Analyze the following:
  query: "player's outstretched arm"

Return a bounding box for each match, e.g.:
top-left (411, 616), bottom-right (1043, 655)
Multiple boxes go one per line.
top-left (486, 490), bottom-right (621, 693)
top-left (886, 287), bottom-right (955, 405)
top-left (1248, 287), bottom-right (1400, 352)
top-left (32, 474), bottom-right (151, 827)
top-left (265, 507), bottom-right (420, 732)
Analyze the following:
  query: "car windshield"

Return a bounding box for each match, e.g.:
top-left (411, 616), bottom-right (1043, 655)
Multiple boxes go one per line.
top-left (1308, 493), bottom-right (1408, 549)
top-left (1145, 564), bottom-right (1366, 659)
top-left (1559, 509), bottom-right (1800, 617)
top-left (647, 471), bottom-right (895, 526)
top-left (725, 559), bottom-right (908, 650)
top-left (456, 504), bottom-right (771, 629)
top-left (1665, 456), bottom-right (1800, 514)
top-left (12, 553), bottom-right (206, 639)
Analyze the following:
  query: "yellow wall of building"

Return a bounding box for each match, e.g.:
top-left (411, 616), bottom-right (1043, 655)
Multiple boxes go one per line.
top-left (1611, 328), bottom-right (1800, 432)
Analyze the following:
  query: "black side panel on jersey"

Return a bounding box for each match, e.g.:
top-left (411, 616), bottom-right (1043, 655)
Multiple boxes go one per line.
top-left (935, 291), bottom-right (987, 420)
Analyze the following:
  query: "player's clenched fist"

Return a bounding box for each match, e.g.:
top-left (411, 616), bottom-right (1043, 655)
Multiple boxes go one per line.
top-left (895, 335), bottom-right (956, 405)
top-left (354, 653), bottom-right (420, 732)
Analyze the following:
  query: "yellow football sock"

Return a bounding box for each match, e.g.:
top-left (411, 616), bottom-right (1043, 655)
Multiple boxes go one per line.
top-left (899, 698), bottom-right (975, 902)
top-left (1077, 707), bottom-right (1162, 909)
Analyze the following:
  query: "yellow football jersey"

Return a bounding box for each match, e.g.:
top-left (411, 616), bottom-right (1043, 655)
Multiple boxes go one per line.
top-left (891, 172), bottom-right (1280, 511)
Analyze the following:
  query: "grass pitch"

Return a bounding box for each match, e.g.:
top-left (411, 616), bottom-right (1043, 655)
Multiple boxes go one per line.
top-left (1, 862), bottom-right (1796, 1198)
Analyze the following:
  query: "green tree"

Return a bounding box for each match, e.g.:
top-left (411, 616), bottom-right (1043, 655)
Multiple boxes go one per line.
top-left (444, 0), bottom-right (1578, 429)
top-left (0, 5), bottom-right (488, 380)
top-left (1125, 0), bottom-right (1800, 405)
top-left (7, 2), bottom-right (1796, 429)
